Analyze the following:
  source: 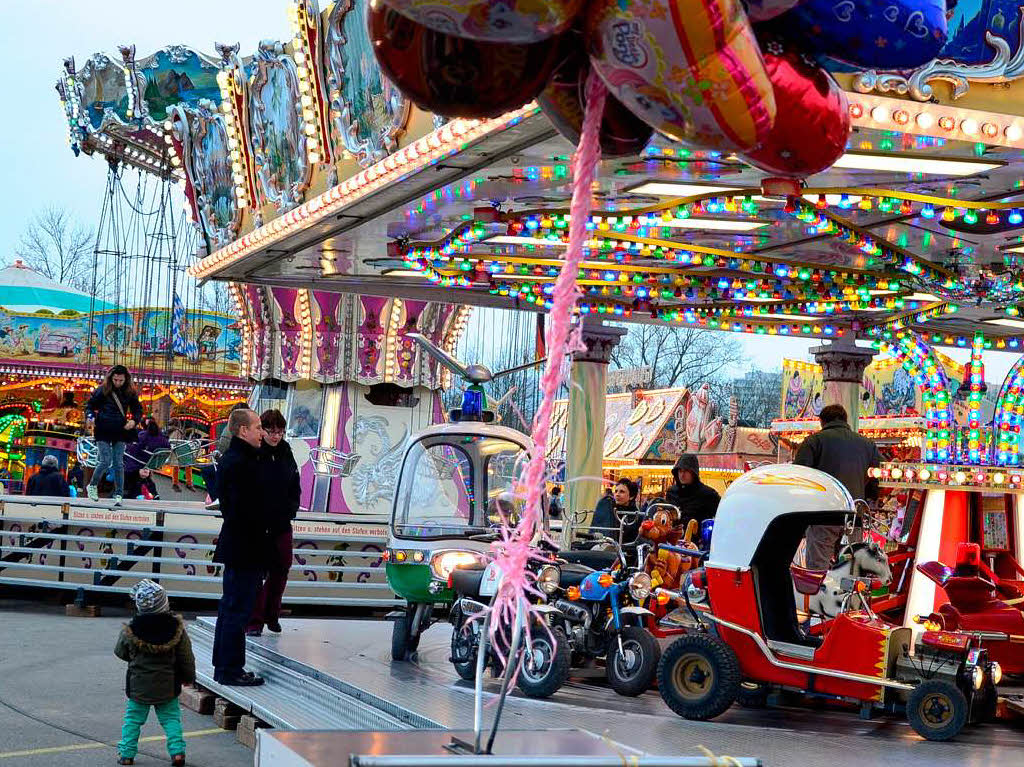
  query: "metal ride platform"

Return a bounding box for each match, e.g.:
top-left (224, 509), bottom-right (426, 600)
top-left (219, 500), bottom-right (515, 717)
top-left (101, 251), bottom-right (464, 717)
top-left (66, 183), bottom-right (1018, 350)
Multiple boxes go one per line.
top-left (188, 617), bottom-right (1024, 767)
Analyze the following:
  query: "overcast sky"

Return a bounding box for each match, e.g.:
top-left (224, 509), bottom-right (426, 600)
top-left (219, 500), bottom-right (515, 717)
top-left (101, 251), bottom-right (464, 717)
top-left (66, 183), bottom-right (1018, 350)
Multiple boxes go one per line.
top-left (2, 1), bottom-right (1017, 385)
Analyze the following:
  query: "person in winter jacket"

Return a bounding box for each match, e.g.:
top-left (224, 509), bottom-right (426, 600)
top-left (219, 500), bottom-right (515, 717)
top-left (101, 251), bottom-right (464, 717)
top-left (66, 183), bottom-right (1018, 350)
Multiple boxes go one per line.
top-left (25, 455), bottom-right (69, 497)
top-left (211, 407), bottom-right (271, 686)
top-left (85, 365), bottom-right (143, 504)
top-left (114, 579), bottom-right (195, 766)
top-left (664, 454), bottom-right (720, 527)
top-left (247, 409), bottom-right (301, 636)
top-left (794, 403), bottom-right (882, 569)
top-left (125, 420), bottom-right (171, 499)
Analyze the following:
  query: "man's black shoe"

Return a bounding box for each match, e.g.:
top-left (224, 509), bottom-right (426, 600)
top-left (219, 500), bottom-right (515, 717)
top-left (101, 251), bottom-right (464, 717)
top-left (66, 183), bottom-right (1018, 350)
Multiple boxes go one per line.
top-left (266, 619), bottom-right (282, 634)
top-left (218, 672), bottom-right (265, 686)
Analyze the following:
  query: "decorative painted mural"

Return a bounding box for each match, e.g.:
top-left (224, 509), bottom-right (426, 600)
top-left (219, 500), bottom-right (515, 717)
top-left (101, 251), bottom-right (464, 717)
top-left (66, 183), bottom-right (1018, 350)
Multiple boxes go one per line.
top-left (169, 101), bottom-right (240, 250)
top-left (780, 354), bottom-right (969, 419)
top-left (325, 0), bottom-right (410, 165)
top-left (248, 42), bottom-right (311, 211)
top-left (136, 46), bottom-right (221, 122)
top-left (77, 53), bottom-right (131, 130)
top-left (0, 307), bottom-right (239, 376)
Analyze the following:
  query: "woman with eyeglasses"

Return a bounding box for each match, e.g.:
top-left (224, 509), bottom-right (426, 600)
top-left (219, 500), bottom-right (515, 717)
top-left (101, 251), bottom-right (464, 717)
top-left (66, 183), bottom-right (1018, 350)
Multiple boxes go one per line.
top-left (246, 409), bottom-right (300, 636)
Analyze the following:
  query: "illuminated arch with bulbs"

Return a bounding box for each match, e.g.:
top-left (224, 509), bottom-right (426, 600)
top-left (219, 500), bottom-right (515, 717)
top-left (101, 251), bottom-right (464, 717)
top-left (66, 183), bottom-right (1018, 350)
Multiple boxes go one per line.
top-left (876, 330), bottom-right (954, 462)
top-left (995, 353), bottom-right (1024, 466)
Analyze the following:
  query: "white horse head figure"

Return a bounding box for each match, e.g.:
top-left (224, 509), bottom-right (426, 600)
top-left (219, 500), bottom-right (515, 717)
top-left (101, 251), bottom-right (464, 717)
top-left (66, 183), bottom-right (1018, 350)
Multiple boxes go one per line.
top-left (799, 540), bottom-right (891, 619)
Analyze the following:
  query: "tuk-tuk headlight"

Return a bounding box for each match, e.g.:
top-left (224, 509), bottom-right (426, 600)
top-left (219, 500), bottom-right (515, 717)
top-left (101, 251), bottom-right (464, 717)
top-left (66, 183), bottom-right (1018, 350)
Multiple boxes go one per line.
top-left (430, 550), bottom-right (482, 580)
top-left (537, 564), bottom-right (560, 595)
top-left (629, 572), bottom-right (652, 601)
top-left (970, 665), bottom-right (984, 690)
top-left (991, 661), bottom-right (1003, 685)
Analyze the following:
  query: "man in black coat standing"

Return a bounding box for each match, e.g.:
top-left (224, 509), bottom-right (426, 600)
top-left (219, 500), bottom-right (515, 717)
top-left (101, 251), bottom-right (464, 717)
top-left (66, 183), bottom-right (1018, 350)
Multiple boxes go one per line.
top-left (211, 408), bottom-right (271, 686)
top-left (795, 404), bottom-right (881, 570)
top-left (26, 455), bottom-right (70, 497)
top-left (665, 454), bottom-right (720, 527)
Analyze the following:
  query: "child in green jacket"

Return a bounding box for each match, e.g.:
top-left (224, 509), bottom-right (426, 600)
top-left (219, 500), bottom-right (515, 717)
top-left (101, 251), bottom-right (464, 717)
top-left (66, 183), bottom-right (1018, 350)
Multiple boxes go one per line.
top-left (115, 579), bottom-right (196, 766)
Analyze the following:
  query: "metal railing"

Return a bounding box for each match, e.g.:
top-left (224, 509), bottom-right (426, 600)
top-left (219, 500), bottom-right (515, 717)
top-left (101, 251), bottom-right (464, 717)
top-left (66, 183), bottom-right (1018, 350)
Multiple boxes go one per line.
top-left (0, 496), bottom-right (399, 607)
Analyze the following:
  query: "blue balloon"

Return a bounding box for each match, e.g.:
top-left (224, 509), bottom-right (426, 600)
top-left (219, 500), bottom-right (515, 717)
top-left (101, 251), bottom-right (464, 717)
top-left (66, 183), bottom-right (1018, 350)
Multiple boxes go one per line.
top-left (776, 0), bottom-right (948, 69)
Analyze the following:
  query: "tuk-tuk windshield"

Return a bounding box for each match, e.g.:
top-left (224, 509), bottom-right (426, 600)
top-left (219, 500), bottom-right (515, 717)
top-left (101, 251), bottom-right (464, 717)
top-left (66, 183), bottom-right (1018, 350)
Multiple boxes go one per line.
top-left (393, 434), bottom-right (529, 538)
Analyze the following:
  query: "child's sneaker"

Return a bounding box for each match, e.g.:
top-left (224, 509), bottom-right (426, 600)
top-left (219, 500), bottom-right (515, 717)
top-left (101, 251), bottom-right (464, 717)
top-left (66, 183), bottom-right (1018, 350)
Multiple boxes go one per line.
top-left (171, 755), bottom-right (185, 766)
top-left (87, 485), bottom-right (99, 501)
top-left (117, 758), bottom-right (134, 765)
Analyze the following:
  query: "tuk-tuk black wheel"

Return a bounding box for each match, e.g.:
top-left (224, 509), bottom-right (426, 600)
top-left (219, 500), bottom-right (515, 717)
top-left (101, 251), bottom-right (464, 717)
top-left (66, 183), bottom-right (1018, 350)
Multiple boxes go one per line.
top-left (657, 634), bottom-right (740, 720)
top-left (907, 679), bottom-right (968, 741)
top-left (606, 626), bottom-right (660, 697)
top-left (391, 612), bottom-right (420, 661)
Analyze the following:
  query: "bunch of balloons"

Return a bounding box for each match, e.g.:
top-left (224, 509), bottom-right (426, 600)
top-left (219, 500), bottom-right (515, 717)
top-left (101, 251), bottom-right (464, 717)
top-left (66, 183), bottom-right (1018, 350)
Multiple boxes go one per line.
top-left (369, 0), bottom-right (949, 177)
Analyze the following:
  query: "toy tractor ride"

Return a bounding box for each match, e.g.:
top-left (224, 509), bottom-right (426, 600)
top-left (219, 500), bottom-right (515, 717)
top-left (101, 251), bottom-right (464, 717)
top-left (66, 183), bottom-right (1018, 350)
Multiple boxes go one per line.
top-left (656, 464), bottom-right (1002, 742)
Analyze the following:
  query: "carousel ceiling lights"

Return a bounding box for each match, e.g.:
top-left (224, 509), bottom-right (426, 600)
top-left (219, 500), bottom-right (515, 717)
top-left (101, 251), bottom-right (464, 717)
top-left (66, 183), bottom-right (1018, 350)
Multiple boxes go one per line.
top-left (985, 318), bottom-right (1024, 329)
top-left (656, 217), bottom-right (768, 232)
top-left (829, 153), bottom-right (1002, 176)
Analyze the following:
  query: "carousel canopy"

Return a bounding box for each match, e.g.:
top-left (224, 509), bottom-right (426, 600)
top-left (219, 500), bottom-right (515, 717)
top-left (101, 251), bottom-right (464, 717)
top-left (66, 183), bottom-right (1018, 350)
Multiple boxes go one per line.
top-left (0, 261), bottom-right (118, 314)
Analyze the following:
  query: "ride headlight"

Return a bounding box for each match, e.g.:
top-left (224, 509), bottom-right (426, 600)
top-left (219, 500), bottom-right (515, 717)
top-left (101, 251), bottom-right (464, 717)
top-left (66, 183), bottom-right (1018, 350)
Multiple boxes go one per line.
top-left (429, 550), bottom-right (482, 580)
top-left (970, 665), bottom-right (984, 690)
top-left (991, 661), bottom-right (1003, 685)
top-left (628, 572), bottom-right (653, 601)
top-left (537, 564), bottom-right (560, 595)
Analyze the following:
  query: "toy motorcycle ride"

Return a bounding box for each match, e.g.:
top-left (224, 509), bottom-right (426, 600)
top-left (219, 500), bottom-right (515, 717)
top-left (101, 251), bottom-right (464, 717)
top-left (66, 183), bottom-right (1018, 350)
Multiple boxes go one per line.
top-left (655, 464), bottom-right (1001, 742)
top-left (447, 546), bottom-right (571, 698)
top-left (550, 536), bottom-right (661, 696)
top-left (917, 541), bottom-right (1024, 677)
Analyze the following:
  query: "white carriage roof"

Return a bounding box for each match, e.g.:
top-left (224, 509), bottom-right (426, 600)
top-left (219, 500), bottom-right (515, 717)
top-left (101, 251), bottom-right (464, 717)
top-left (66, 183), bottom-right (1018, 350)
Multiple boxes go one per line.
top-left (707, 464), bottom-right (855, 570)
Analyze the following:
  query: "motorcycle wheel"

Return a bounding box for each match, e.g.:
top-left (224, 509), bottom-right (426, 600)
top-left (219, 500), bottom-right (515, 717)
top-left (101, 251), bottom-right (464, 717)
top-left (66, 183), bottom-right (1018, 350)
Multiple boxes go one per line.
top-left (606, 626), bottom-right (660, 697)
top-left (516, 626), bottom-right (570, 699)
top-left (391, 611), bottom-right (420, 661)
top-left (450, 620), bottom-right (478, 681)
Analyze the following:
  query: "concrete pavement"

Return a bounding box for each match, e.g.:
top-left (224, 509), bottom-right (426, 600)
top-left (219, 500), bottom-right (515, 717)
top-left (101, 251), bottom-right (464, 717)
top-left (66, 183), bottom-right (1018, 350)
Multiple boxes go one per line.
top-left (0, 599), bottom-right (252, 767)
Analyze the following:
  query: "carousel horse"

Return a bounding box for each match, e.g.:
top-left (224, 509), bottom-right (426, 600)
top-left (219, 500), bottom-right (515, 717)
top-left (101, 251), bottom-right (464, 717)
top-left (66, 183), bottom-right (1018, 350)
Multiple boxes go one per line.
top-left (791, 541), bottom-right (892, 619)
top-left (640, 511), bottom-right (701, 591)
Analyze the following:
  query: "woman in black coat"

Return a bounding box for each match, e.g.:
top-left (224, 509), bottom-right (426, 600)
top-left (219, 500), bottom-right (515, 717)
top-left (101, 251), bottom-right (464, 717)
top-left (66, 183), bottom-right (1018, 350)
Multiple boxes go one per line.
top-left (85, 365), bottom-right (143, 504)
top-left (246, 409), bottom-right (301, 636)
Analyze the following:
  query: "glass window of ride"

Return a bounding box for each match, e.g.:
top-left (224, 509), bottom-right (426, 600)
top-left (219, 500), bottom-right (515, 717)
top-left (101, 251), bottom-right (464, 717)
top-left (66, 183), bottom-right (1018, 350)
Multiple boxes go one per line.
top-left (393, 436), bottom-right (528, 538)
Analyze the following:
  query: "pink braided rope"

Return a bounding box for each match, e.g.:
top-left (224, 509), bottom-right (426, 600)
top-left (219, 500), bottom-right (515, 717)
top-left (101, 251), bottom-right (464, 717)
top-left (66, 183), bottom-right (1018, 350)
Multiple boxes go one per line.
top-left (486, 71), bottom-right (607, 660)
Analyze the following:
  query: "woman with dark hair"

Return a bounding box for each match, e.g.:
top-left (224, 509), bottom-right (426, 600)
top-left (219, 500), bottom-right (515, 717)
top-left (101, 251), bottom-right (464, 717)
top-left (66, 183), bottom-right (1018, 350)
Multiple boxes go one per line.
top-left (246, 409), bottom-right (300, 636)
top-left (125, 419), bottom-right (171, 499)
top-left (85, 365), bottom-right (143, 504)
top-left (611, 477), bottom-right (642, 545)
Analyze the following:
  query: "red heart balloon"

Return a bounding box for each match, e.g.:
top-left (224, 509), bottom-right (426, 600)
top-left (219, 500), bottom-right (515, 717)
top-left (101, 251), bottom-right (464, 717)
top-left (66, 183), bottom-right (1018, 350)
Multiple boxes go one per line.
top-left (538, 34), bottom-right (654, 158)
top-left (368, 0), bottom-right (562, 120)
top-left (739, 52), bottom-right (850, 178)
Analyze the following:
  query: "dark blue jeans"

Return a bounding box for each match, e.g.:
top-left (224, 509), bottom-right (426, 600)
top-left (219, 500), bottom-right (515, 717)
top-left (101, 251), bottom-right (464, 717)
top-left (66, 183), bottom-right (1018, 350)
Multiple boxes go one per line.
top-left (212, 566), bottom-right (263, 679)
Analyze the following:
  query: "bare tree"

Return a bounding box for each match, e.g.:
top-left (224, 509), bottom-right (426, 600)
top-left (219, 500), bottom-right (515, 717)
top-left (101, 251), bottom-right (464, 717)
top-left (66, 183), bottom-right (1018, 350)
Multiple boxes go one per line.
top-left (14, 207), bottom-right (95, 293)
top-left (609, 324), bottom-right (745, 397)
top-left (729, 368), bottom-right (783, 427)
top-left (199, 281), bottom-right (235, 315)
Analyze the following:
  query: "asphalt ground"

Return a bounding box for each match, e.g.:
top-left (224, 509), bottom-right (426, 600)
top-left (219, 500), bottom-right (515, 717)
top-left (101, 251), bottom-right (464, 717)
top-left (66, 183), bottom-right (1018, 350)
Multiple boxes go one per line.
top-left (0, 599), bottom-right (251, 767)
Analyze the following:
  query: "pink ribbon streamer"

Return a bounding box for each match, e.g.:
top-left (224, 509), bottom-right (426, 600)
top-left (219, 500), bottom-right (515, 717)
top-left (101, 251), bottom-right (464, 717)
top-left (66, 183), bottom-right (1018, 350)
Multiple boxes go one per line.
top-left (486, 71), bottom-right (608, 662)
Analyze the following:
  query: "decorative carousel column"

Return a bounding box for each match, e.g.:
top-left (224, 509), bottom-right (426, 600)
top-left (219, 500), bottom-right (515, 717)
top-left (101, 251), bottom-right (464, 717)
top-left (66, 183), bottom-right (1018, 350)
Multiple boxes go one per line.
top-left (810, 337), bottom-right (875, 432)
top-left (563, 319), bottom-right (626, 543)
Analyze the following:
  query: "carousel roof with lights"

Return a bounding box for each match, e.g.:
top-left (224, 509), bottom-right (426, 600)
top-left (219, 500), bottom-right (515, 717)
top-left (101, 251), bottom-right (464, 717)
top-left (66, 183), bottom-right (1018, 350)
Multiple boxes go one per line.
top-left (54, 2), bottom-right (1024, 356)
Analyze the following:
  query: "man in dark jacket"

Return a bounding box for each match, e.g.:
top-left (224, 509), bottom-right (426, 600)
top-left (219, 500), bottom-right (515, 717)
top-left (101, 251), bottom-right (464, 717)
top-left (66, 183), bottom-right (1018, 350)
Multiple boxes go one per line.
top-left (211, 408), bottom-right (270, 686)
top-left (26, 455), bottom-right (70, 497)
top-left (794, 404), bottom-right (882, 569)
top-left (246, 409), bottom-right (301, 636)
top-left (665, 454), bottom-right (720, 527)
